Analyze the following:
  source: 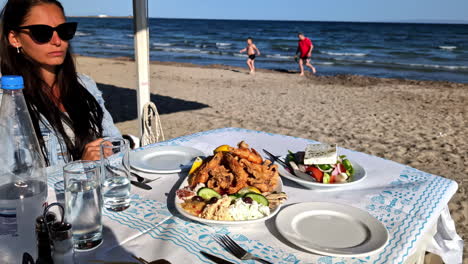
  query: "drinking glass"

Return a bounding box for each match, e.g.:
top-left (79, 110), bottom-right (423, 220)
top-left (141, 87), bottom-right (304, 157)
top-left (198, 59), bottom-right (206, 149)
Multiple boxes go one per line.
top-left (100, 137), bottom-right (131, 211)
top-left (63, 161), bottom-right (103, 250)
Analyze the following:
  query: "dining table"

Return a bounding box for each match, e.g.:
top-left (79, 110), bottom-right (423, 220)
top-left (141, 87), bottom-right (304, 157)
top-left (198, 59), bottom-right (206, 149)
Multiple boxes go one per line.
top-left (45, 127), bottom-right (463, 264)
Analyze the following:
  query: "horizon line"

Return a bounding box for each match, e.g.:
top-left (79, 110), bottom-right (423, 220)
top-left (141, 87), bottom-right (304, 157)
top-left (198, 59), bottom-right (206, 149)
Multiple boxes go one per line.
top-left (68, 16), bottom-right (468, 25)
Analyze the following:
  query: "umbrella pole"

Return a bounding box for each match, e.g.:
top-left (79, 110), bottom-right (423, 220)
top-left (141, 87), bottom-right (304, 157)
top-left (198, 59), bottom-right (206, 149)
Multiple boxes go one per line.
top-left (132, 0), bottom-right (150, 138)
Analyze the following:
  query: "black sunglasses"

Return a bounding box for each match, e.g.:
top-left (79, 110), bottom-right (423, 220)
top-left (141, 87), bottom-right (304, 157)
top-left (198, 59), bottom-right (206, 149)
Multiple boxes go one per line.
top-left (15, 22), bottom-right (78, 44)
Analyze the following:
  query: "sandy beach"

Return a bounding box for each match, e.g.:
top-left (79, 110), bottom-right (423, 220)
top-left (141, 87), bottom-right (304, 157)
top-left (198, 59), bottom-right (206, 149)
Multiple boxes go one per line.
top-left (76, 56), bottom-right (467, 261)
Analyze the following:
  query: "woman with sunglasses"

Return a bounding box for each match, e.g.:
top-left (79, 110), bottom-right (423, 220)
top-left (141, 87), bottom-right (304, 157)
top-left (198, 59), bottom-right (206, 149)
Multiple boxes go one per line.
top-left (0, 0), bottom-right (121, 166)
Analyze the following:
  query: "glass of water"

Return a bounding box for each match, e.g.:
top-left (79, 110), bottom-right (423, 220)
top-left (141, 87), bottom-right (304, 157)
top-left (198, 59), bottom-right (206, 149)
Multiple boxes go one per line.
top-left (63, 160), bottom-right (103, 250)
top-left (100, 137), bottom-right (131, 211)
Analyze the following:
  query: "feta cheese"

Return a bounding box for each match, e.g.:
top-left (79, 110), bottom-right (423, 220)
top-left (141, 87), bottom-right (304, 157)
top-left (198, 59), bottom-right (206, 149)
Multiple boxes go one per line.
top-left (229, 199), bottom-right (270, 220)
top-left (304, 143), bottom-right (337, 165)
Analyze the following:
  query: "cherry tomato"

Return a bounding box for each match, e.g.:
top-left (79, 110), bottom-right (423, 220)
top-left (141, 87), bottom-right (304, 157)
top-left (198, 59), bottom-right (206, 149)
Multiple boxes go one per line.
top-left (338, 164), bottom-right (346, 173)
top-left (307, 167), bottom-right (324, 182)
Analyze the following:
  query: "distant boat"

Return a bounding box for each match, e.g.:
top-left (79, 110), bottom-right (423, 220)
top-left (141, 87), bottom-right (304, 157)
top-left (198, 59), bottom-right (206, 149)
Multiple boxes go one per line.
top-left (97, 14), bottom-right (109, 18)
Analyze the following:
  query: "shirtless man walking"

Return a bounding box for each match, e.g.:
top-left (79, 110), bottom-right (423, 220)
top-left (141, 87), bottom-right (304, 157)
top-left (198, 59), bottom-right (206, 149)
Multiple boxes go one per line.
top-left (295, 32), bottom-right (317, 76)
top-left (240, 37), bottom-right (261, 74)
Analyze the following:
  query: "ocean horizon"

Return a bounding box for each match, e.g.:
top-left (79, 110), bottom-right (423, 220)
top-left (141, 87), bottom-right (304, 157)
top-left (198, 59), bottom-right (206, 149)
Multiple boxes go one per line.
top-left (70, 17), bottom-right (468, 83)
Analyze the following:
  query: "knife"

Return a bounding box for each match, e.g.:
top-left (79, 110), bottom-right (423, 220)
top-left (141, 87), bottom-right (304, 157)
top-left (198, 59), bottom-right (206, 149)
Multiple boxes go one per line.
top-left (200, 251), bottom-right (234, 264)
top-left (263, 149), bottom-right (316, 182)
top-left (262, 149), bottom-right (289, 168)
top-left (130, 180), bottom-right (152, 190)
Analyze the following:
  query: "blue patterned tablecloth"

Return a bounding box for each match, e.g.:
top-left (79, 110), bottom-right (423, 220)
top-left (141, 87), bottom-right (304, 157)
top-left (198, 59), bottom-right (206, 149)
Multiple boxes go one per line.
top-left (46, 128), bottom-right (459, 264)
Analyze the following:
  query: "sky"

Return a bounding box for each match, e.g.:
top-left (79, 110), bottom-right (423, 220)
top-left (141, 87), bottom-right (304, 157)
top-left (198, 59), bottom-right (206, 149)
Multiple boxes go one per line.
top-left (0, 0), bottom-right (467, 23)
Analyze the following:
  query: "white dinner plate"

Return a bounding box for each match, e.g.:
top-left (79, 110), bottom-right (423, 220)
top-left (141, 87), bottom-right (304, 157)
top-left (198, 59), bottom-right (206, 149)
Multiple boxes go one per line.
top-left (276, 157), bottom-right (366, 189)
top-left (276, 202), bottom-right (388, 257)
top-left (175, 176), bottom-right (284, 225)
top-left (130, 146), bottom-right (205, 174)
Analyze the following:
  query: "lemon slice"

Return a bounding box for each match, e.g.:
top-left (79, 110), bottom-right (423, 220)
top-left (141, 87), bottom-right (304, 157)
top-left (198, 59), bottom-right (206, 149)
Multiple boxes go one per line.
top-left (214, 144), bottom-right (231, 153)
top-left (189, 157), bottom-right (203, 175)
top-left (237, 186), bottom-right (261, 196)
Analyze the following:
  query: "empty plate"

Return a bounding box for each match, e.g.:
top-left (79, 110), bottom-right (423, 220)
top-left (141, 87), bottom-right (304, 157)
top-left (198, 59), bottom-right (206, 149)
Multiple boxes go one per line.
top-left (276, 202), bottom-right (388, 257)
top-left (130, 145), bottom-right (205, 174)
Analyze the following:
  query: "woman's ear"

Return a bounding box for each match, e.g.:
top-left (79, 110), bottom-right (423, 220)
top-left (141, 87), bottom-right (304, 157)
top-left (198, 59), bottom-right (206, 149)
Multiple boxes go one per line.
top-left (8, 30), bottom-right (22, 48)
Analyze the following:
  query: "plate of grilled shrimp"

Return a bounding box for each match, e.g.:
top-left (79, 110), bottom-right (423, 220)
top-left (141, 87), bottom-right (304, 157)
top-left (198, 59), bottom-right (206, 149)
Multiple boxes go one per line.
top-left (175, 141), bottom-right (287, 225)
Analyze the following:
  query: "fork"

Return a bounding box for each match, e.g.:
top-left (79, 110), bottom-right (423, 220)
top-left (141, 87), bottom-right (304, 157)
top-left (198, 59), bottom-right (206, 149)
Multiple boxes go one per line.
top-left (213, 235), bottom-right (273, 264)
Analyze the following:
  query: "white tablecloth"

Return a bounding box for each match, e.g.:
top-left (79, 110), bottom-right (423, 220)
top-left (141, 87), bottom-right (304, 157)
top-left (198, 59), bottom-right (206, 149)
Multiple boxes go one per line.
top-left (46, 127), bottom-right (462, 264)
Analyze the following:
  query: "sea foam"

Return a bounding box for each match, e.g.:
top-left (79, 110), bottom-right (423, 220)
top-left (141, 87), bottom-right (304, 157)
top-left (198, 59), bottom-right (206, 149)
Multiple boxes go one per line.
top-left (322, 51), bottom-right (367, 57)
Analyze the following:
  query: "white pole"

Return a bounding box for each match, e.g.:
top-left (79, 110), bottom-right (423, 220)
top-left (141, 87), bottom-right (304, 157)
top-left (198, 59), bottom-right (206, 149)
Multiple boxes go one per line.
top-left (132, 0), bottom-right (150, 138)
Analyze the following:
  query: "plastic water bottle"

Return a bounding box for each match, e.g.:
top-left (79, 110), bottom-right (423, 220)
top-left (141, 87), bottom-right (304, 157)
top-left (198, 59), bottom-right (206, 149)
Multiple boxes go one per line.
top-left (0, 76), bottom-right (48, 263)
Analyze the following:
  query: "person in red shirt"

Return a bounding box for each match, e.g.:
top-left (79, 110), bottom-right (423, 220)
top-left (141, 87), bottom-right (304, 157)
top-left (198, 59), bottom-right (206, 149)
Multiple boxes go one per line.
top-left (295, 32), bottom-right (316, 75)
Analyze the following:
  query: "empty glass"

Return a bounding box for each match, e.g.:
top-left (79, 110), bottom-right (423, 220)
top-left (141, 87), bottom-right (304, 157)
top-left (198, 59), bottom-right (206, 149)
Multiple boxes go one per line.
top-left (100, 137), bottom-right (131, 211)
top-left (63, 161), bottom-right (103, 250)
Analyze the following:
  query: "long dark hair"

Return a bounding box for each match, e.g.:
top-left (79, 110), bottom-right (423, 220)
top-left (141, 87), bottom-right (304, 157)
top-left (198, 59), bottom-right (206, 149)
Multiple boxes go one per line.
top-left (0, 0), bottom-right (103, 165)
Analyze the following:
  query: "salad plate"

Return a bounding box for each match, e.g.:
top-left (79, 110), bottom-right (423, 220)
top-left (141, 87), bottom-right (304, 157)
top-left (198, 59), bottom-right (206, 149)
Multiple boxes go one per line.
top-left (130, 145), bottom-right (205, 174)
top-left (276, 202), bottom-right (389, 257)
top-left (276, 156), bottom-right (366, 189)
top-left (175, 176), bottom-right (284, 226)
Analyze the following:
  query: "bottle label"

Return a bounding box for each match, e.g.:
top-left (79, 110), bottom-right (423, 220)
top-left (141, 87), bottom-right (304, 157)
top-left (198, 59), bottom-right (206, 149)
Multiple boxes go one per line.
top-left (0, 210), bottom-right (18, 237)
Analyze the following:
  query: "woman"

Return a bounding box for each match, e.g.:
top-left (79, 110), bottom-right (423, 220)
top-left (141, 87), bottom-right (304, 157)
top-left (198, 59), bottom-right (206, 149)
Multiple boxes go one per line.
top-left (0, 0), bottom-right (121, 166)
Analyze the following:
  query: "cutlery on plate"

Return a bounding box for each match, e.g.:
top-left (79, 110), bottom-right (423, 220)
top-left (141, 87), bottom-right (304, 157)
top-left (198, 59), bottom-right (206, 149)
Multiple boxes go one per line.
top-left (130, 180), bottom-right (152, 190)
top-left (213, 235), bottom-right (273, 264)
top-left (90, 261), bottom-right (138, 264)
top-left (131, 171), bottom-right (161, 184)
top-left (263, 149), bottom-right (316, 182)
top-left (262, 149), bottom-right (289, 168)
top-left (130, 255), bottom-right (171, 264)
top-left (200, 251), bottom-right (235, 264)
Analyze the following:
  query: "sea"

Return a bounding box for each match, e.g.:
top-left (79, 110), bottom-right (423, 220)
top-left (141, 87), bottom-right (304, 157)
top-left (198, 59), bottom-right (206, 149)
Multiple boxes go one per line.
top-left (70, 18), bottom-right (468, 83)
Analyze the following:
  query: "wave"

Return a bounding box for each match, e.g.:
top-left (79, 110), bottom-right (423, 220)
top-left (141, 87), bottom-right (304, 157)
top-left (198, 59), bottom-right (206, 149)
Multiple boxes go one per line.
top-left (404, 63), bottom-right (468, 71)
top-left (158, 47), bottom-right (203, 54)
top-left (216, 42), bottom-right (232, 49)
top-left (76, 31), bottom-right (91, 36)
top-left (271, 44), bottom-right (293, 51)
top-left (438, 46), bottom-right (457, 50)
top-left (102, 43), bottom-right (132, 49)
top-left (266, 54), bottom-right (294, 60)
top-left (153, 42), bottom-right (173, 47)
top-left (316, 62), bottom-right (334, 65)
top-left (321, 51), bottom-right (367, 57)
top-left (126, 34), bottom-right (134, 38)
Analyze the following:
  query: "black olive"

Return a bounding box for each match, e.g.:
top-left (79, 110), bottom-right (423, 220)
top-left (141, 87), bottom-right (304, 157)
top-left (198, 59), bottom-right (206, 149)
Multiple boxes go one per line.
top-left (192, 196), bottom-right (204, 202)
top-left (243, 197), bottom-right (253, 204)
top-left (208, 197), bottom-right (219, 204)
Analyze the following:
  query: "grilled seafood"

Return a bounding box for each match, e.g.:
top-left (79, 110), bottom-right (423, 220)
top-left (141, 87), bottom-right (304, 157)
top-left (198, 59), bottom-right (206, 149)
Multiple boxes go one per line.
top-left (229, 141), bottom-right (263, 164)
top-left (225, 153), bottom-right (249, 194)
top-left (189, 151), bottom-right (223, 188)
top-left (188, 141), bottom-right (279, 194)
top-left (240, 159), bottom-right (279, 193)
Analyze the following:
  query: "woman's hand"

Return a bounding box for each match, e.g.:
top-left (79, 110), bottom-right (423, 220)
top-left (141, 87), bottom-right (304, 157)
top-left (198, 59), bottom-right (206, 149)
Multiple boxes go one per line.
top-left (81, 138), bottom-right (105, 161)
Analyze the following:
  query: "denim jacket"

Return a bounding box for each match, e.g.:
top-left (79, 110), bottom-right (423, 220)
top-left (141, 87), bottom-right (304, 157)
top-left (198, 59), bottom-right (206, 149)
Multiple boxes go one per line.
top-left (39, 73), bottom-right (121, 167)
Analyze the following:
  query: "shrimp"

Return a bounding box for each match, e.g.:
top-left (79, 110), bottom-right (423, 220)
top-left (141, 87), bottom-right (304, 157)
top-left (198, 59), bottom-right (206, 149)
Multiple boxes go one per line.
top-left (229, 141), bottom-right (263, 164)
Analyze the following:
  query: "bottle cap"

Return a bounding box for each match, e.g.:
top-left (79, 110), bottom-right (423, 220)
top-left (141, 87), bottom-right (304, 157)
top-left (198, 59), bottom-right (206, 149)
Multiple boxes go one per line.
top-left (1, 75), bottom-right (24, 90)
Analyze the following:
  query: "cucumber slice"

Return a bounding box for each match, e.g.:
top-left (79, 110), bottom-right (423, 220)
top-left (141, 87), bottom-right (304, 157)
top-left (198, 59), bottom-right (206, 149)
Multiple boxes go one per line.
top-left (322, 173), bottom-right (331, 184)
top-left (317, 164), bottom-right (332, 171)
top-left (244, 193), bottom-right (269, 206)
top-left (197, 187), bottom-right (221, 200)
top-left (228, 194), bottom-right (241, 201)
top-left (237, 186), bottom-right (261, 196)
